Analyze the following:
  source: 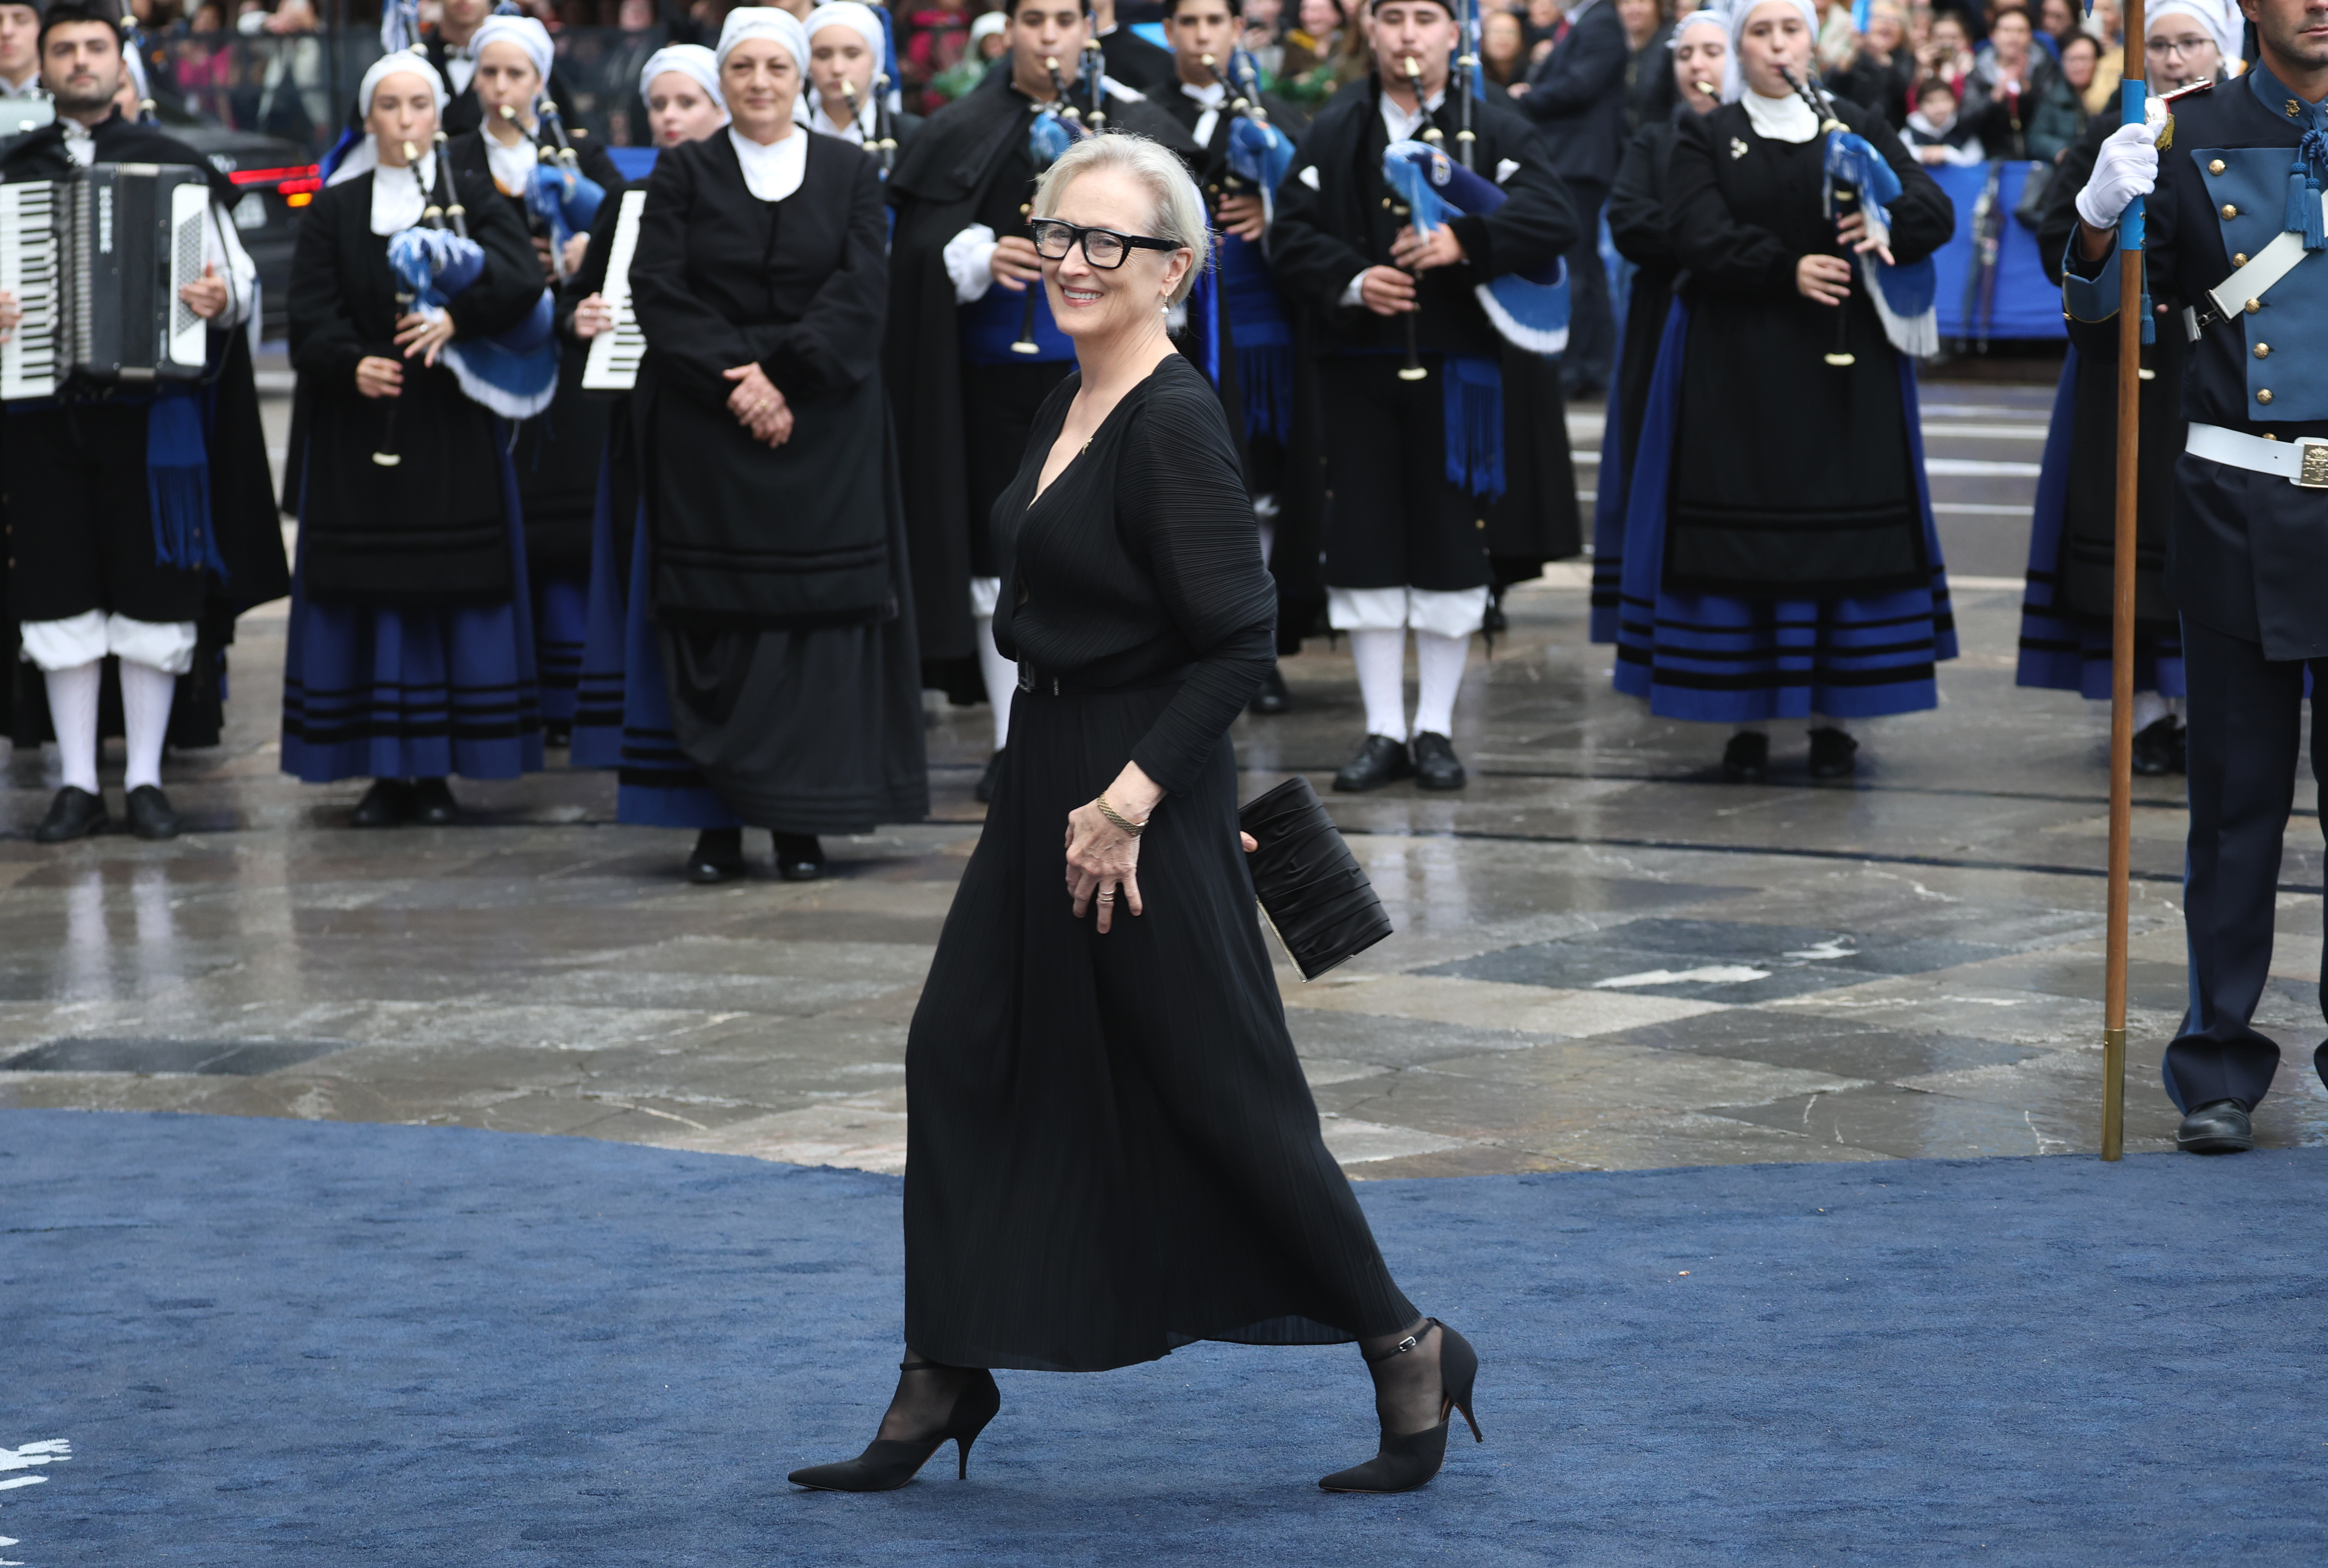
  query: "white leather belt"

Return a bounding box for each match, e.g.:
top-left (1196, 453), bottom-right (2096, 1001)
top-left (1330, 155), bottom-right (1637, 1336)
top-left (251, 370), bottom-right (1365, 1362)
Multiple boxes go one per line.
top-left (2186, 422), bottom-right (2328, 488)
top-left (2205, 193), bottom-right (2328, 322)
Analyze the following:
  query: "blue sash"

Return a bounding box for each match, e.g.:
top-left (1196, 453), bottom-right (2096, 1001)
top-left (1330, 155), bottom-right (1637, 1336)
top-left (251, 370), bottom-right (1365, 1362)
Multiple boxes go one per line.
top-left (960, 282), bottom-right (1073, 366)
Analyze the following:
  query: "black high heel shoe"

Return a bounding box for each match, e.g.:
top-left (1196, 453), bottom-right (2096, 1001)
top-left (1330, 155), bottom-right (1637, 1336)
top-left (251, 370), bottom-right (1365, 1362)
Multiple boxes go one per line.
top-left (787, 1358), bottom-right (1001, 1492)
top-left (1318, 1319), bottom-right (1482, 1494)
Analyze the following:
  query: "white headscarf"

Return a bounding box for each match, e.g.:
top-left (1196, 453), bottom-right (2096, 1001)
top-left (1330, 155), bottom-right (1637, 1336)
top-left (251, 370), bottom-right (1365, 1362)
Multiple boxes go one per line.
top-left (639, 42), bottom-right (726, 112)
top-left (328, 50), bottom-right (450, 226)
top-left (1722, 0), bottom-right (1816, 110)
top-left (805, 1), bottom-right (886, 64)
top-left (717, 6), bottom-right (811, 79)
top-left (2147, 0), bottom-right (2241, 69)
top-left (470, 14), bottom-right (556, 89)
top-left (1669, 3), bottom-right (1728, 49)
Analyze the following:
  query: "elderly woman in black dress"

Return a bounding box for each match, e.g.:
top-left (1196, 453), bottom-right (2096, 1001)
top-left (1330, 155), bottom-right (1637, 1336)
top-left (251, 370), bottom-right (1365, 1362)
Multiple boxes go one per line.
top-left (787, 132), bottom-right (1479, 1498)
top-left (626, 6), bottom-right (927, 880)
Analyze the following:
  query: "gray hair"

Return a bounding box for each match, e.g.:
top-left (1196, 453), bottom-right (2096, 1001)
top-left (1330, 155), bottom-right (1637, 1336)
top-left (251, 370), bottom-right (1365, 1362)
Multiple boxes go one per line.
top-left (1031, 132), bottom-right (1211, 306)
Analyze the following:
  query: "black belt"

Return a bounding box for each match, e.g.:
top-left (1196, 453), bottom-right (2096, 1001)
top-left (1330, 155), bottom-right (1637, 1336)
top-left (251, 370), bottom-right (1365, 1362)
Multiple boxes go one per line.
top-left (1017, 662), bottom-right (1194, 697)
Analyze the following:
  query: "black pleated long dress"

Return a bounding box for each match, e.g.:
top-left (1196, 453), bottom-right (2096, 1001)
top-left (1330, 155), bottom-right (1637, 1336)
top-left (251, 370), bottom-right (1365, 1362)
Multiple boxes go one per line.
top-left (903, 355), bottom-right (1418, 1373)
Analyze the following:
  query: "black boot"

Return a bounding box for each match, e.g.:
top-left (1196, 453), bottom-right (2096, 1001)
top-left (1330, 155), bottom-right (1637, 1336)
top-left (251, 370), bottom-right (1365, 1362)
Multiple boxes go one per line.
top-left (1333, 735), bottom-right (1412, 793)
top-left (410, 778), bottom-right (460, 827)
top-left (1249, 663), bottom-right (1291, 715)
top-left (2131, 716), bottom-right (2180, 777)
top-left (1722, 731), bottom-right (1770, 784)
top-left (788, 1358), bottom-right (1002, 1492)
top-left (123, 785), bottom-right (181, 841)
top-left (1319, 1320), bottom-right (1483, 1494)
top-left (686, 828), bottom-right (746, 884)
top-left (774, 832), bottom-right (825, 882)
top-left (1807, 726), bottom-right (1859, 781)
top-left (350, 779), bottom-right (414, 828)
top-left (32, 786), bottom-right (108, 843)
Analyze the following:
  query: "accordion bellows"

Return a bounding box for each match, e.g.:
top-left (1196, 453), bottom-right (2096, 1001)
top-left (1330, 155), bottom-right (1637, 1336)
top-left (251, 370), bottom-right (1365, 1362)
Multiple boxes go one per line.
top-left (1237, 776), bottom-right (1395, 982)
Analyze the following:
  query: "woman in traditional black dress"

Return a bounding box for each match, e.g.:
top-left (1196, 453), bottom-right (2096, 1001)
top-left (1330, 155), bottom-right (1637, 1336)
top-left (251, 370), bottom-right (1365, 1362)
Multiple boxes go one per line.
top-left (279, 54), bottom-right (548, 822)
top-left (787, 133), bottom-right (1480, 1498)
top-left (626, 8), bottom-right (927, 881)
top-left (1613, 0), bottom-right (1957, 783)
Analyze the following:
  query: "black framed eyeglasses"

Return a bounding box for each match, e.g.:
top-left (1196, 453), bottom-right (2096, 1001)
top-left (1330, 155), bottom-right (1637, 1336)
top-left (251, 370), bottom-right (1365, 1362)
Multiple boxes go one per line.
top-left (1028, 217), bottom-right (1181, 269)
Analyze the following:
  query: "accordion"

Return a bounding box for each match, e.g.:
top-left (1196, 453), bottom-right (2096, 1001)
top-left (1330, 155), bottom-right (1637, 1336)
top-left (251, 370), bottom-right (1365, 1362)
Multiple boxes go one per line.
top-left (580, 187), bottom-right (646, 392)
top-left (0, 162), bottom-right (212, 401)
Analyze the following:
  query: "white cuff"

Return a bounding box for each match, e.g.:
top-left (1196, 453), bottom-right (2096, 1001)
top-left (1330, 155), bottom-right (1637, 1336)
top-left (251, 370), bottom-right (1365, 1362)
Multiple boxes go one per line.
top-left (1337, 270), bottom-right (1368, 309)
top-left (18, 612), bottom-right (198, 674)
top-left (968, 576), bottom-right (1003, 620)
top-left (945, 223), bottom-right (1000, 305)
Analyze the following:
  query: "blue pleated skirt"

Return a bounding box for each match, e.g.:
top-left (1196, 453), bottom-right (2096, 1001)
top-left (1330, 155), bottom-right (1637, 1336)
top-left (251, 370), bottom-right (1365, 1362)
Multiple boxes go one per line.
top-left (279, 440), bottom-right (545, 784)
top-left (532, 570), bottom-right (589, 726)
top-left (568, 453), bottom-right (629, 768)
top-left (2015, 347), bottom-right (2185, 700)
top-left (610, 507), bottom-right (740, 830)
top-left (1612, 301), bottom-right (1959, 723)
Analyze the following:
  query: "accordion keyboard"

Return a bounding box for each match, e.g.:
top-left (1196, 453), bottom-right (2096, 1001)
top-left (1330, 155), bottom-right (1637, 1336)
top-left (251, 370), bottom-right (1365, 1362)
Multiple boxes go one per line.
top-left (580, 187), bottom-right (647, 392)
top-left (0, 180), bottom-right (60, 401)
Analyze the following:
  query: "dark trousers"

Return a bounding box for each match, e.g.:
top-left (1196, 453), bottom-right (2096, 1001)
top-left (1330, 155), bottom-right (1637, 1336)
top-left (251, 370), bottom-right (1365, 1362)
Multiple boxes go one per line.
top-left (1318, 354), bottom-right (1496, 593)
top-left (2168, 615), bottom-right (2328, 1111)
top-left (1559, 177), bottom-right (1614, 398)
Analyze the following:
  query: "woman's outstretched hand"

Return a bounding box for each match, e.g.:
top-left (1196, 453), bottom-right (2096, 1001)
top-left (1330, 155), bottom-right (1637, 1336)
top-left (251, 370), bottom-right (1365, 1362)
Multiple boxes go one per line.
top-left (1065, 761), bottom-right (1165, 934)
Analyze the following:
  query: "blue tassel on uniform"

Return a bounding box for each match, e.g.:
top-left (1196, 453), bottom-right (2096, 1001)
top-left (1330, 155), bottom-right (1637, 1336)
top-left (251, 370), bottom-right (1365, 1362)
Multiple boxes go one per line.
top-left (2294, 128), bottom-right (2328, 249)
top-left (1236, 335), bottom-right (1294, 445)
top-left (146, 388), bottom-right (225, 579)
top-left (1441, 354), bottom-right (1504, 501)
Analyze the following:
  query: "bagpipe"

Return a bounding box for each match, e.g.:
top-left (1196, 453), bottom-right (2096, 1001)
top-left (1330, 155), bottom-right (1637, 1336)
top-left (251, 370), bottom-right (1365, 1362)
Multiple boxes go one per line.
top-left (1380, 138), bottom-right (1569, 357)
top-left (511, 94), bottom-right (606, 286)
top-left (1008, 50), bottom-right (1103, 355)
top-left (382, 129), bottom-right (559, 425)
top-left (1182, 48), bottom-right (1298, 441)
top-left (1779, 66), bottom-right (1938, 360)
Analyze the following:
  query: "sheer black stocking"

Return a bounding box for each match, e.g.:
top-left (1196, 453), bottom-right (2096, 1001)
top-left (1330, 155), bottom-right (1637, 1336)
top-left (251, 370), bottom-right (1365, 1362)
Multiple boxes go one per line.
top-left (872, 1348), bottom-right (981, 1442)
top-left (1358, 1317), bottom-right (1445, 1436)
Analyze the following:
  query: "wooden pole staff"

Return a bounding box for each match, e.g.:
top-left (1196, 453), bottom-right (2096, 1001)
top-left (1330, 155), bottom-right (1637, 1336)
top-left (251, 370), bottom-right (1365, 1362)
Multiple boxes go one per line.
top-left (2102, 0), bottom-right (2145, 1162)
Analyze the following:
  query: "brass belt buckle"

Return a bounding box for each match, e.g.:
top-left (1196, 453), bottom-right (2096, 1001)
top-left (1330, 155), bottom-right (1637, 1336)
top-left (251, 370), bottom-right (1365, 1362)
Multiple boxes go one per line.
top-left (2297, 438), bottom-right (2328, 489)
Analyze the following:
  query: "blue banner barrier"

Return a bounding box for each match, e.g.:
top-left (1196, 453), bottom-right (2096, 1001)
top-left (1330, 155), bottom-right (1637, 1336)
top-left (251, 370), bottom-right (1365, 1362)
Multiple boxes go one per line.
top-left (1927, 159), bottom-right (2065, 343)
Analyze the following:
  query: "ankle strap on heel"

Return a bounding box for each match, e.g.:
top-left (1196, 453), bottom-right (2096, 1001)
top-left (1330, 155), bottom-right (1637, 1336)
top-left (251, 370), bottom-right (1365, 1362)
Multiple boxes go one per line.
top-left (1362, 1317), bottom-right (1439, 1364)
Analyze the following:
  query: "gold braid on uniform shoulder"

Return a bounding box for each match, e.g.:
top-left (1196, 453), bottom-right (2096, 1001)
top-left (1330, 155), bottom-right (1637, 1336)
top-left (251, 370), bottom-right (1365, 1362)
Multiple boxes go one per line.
top-left (2157, 114), bottom-right (2175, 151)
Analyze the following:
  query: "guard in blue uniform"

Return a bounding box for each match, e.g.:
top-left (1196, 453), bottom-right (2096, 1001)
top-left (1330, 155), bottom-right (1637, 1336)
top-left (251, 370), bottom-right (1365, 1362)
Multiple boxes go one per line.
top-left (2061, 0), bottom-right (2328, 1153)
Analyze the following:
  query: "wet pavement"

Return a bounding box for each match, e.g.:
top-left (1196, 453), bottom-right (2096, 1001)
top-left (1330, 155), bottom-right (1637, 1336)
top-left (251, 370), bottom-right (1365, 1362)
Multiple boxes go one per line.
top-left (5, 374), bottom-right (2325, 1176)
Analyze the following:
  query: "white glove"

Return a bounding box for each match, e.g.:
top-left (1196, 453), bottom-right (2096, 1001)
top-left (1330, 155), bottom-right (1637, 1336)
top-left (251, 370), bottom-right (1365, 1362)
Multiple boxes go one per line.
top-left (2074, 118), bottom-right (2160, 231)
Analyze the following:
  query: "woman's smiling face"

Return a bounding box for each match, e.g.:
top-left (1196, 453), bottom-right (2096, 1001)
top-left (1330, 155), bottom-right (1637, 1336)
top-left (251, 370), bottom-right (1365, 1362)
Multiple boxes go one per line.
top-left (1041, 165), bottom-right (1190, 344)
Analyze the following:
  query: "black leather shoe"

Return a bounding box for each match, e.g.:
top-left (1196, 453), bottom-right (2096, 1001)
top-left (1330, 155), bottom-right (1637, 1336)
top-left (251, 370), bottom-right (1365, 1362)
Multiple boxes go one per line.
top-left (2130, 716), bottom-right (2183, 777)
top-left (1333, 735), bottom-right (1412, 793)
top-left (350, 779), bottom-right (414, 828)
top-left (543, 721), bottom-right (572, 750)
top-left (1249, 664), bottom-right (1291, 715)
top-left (1722, 731), bottom-right (1770, 783)
top-left (1808, 726), bottom-right (1859, 780)
top-left (2176, 1098), bottom-right (2254, 1154)
top-left (1411, 732), bottom-right (1467, 790)
top-left (123, 785), bottom-right (181, 841)
top-left (774, 832), bottom-right (825, 882)
top-left (974, 748), bottom-right (1005, 804)
top-left (411, 778), bottom-right (459, 827)
top-left (32, 786), bottom-right (108, 843)
top-left (686, 828), bottom-right (746, 884)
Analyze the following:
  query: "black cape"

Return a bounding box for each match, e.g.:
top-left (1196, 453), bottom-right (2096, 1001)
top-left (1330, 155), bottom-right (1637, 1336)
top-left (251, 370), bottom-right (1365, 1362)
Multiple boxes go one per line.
top-left (884, 71), bottom-right (1198, 665)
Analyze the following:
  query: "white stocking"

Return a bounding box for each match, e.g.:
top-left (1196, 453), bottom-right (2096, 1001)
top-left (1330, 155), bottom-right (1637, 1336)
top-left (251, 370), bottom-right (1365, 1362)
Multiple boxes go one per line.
top-left (120, 660), bottom-right (178, 792)
top-left (43, 660), bottom-right (101, 796)
top-left (2131, 691), bottom-right (2168, 732)
top-left (974, 614), bottom-right (1016, 754)
top-left (1349, 628), bottom-right (1408, 741)
top-left (1411, 631), bottom-right (1470, 738)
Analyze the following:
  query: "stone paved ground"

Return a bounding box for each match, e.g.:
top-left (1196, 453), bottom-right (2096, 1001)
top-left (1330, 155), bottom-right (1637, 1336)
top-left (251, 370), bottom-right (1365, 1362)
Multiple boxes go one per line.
top-left (5, 378), bottom-right (2325, 1175)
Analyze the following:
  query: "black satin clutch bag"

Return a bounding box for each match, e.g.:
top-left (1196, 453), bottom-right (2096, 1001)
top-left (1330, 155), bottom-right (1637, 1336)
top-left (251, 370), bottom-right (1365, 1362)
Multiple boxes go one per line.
top-left (1238, 776), bottom-right (1394, 981)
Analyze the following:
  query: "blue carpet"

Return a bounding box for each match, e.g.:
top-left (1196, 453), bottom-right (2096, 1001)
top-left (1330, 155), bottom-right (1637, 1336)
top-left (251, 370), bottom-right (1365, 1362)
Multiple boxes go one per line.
top-left (3, 1111), bottom-right (2324, 1566)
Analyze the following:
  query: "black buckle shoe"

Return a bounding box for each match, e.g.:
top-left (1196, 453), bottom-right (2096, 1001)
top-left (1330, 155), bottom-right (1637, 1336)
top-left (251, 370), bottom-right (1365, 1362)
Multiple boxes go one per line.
top-left (2176, 1098), bottom-right (2254, 1154)
top-left (411, 778), bottom-right (460, 827)
top-left (1333, 735), bottom-right (1413, 793)
top-left (1722, 731), bottom-right (1770, 783)
top-left (974, 748), bottom-right (1005, 804)
top-left (686, 827), bottom-right (746, 884)
top-left (32, 786), bottom-right (108, 843)
top-left (1249, 664), bottom-right (1291, 715)
top-left (774, 832), bottom-right (825, 882)
top-left (1411, 731), bottom-right (1467, 790)
top-left (1807, 726), bottom-right (1859, 781)
top-left (2131, 716), bottom-right (2180, 777)
top-left (123, 785), bottom-right (181, 841)
top-left (350, 779), bottom-right (414, 828)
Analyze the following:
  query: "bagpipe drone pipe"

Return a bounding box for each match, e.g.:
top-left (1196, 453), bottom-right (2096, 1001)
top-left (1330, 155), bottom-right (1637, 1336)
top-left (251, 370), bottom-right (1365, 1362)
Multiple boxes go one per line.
top-left (387, 147), bottom-right (560, 421)
top-left (521, 94), bottom-right (608, 285)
